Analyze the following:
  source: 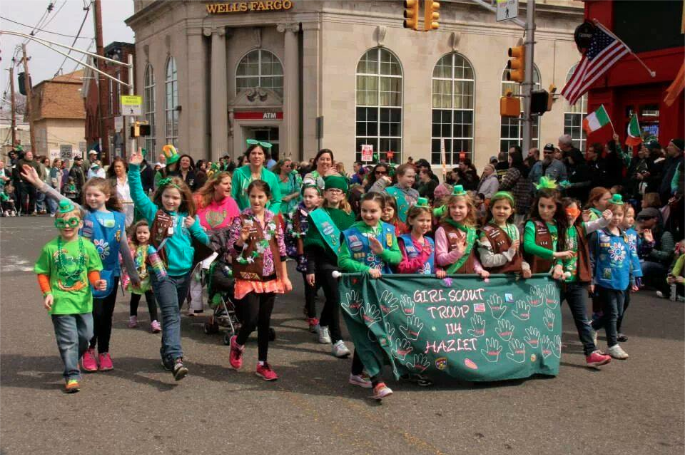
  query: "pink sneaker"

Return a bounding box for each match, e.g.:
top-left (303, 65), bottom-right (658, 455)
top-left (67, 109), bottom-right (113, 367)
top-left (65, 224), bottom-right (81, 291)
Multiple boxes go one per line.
top-left (586, 350), bottom-right (611, 368)
top-left (98, 353), bottom-right (113, 371)
top-left (82, 348), bottom-right (98, 372)
top-left (255, 362), bottom-right (278, 381)
top-left (128, 315), bottom-right (138, 328)
top-left (229, 336), bottom-right (244, 370)
top-left (372, 382), bottom-right (393, 400)
top-left (151, 320), bottom-right (161, 333)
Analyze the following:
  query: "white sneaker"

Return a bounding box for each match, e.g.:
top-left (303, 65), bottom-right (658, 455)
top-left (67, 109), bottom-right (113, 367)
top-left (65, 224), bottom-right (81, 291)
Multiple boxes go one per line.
top-left (318, 326), bottom-right (331, 344)
top-left (349, 373), bottom-right (373, 388)
top-left (656, 291), bottom-right (665, 299)
top-left (607, 344), bottom-right (629, 360)
top-left (592, 330), bottom-right (599, 350)
top-left (332, 340), bottom-right (351, 358)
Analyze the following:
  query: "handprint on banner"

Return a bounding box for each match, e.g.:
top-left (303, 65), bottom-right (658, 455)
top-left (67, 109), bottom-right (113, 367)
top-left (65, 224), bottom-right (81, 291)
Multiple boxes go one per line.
top-left (543, 308), bottom-right (555, 331)
top-left (495, 319), bottom-right (515, 341)
top-left (341, 290), bottom-right (363, 316)
top-left (552, 334), bottom-right (562, 358)
top-left (527, 286), bottom-right (543, 307)
top-left (512, 300), bottom-right (531, 321)
top-left (361, 302), bottom-right (381, 327)
top-left (524, 327), bottom-right (541, 349)
top-left (506, 339), bottom-right (526, 363)
top-left (379, 290), bottom-right (400, 316)
top-left (400, 295), bottom-right (415, 316)
top-left (385, 321), bottom-right (395, 342)
top-left (487, 294), bottom-right (507, 319)
top-left (393, 338), bottom-right (414, 361)
top-left (467, 315), bottom-right (486, 338)
top-left (480, 338), bottom-right (503, 363)
top-left (399, 315), bottom-right (424, 341)
top-left (540, 335), bottom-right (553, 359)
top-left (406, 353), bottom-right (430, 372)
top-left (544, 284), bottom-right (559, 308)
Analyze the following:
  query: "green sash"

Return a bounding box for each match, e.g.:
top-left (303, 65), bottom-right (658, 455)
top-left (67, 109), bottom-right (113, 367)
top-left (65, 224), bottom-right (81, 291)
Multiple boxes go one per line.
top-left (444, 220), bottom-right (478, 274)
top-left (310, 208), bottom-right (342, 257)
top-left (386, 186), bottom-right (410, 223)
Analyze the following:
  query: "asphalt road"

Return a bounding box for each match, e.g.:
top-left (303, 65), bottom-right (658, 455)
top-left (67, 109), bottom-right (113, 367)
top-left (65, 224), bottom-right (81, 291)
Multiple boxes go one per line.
top-left (1, 216), bottom-right (683, 455)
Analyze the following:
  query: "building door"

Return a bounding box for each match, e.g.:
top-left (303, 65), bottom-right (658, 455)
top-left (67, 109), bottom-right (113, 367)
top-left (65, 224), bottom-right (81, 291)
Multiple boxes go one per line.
top-left (245, 127), bottom-right (280, 162)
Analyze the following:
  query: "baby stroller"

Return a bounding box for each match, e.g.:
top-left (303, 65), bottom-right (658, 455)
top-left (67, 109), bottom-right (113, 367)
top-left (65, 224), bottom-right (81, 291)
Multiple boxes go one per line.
top-left (203, 260), bottom-right (275, 345)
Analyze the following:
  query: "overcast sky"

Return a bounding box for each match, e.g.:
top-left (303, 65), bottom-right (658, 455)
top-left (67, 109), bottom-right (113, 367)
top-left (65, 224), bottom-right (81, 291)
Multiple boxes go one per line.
top-left (0, 0), bottom-right (134, 101)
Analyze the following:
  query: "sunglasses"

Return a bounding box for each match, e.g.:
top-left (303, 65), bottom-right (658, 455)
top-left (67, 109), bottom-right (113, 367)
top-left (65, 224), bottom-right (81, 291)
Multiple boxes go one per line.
top-left (543, 151), bottom-right (554, 155)
top-left (54, 217), bottom-right (80, 229)
top-left (375, 170), bottom-right (388, 175)
top-left (246, 139), bottom-right (273, 149)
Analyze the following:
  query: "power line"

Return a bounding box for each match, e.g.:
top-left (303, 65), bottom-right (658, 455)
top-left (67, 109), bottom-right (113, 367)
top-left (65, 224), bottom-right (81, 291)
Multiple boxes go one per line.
top-left (0, 15), bottom-right (92, 40)
top-left (40, 1), bottom-right (68, 31)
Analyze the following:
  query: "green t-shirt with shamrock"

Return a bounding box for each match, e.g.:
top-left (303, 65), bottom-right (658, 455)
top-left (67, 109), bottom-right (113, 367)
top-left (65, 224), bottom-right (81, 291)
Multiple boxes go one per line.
top-left (34, 236), bottom-right (103, 315)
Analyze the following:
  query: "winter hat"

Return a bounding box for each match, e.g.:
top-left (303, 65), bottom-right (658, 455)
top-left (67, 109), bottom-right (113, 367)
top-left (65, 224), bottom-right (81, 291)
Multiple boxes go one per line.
top-left (637, 207), bottom-right (660, 220)
top-left (162, 145), bottom-right (180, 165)
top-left (433, 183), bottom-right (453, 200)
top-left (323, 175), bottom-right (348, 193)
top-left (669, 139), bottom-right (684, 152)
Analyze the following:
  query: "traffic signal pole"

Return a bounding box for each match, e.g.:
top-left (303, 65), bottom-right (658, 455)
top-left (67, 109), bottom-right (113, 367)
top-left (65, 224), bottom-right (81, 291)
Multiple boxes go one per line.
top-left (521, 0), bottom-right (535, 154)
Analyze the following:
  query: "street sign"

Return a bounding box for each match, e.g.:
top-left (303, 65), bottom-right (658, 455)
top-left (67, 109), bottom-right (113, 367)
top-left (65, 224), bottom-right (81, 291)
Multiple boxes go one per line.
top-left (120, 95), bottom-right (142, 116)
top-left (114, 116), bottom-right (124, 132)
top-left (59, 144), bottom-right (73, 160)
top-left (496, 0), bottom-right (518, 22)
top-left (361, 144), bottom-right (373, 162)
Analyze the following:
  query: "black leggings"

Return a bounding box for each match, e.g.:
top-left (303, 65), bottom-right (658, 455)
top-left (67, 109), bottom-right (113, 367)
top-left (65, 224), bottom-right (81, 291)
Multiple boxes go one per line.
top-left (18, 182), bottom-right (36, 215)
top-left (129, 290), bottom-right (158, 321)
top-left (351, 351), bottom-right (383, 386)
top-left (301, 272), bottom-right (318, 319)
top-left (317, 269), bottom-right (343, 343)
top-left (236, 292), bottom-right (275, 362)
top-left (90, 277), bottom-right (119, 354)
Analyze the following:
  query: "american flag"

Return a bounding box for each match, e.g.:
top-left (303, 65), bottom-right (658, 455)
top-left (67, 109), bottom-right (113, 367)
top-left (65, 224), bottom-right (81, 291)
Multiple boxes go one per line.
top-left (561, 24), bottom-right (630, 105)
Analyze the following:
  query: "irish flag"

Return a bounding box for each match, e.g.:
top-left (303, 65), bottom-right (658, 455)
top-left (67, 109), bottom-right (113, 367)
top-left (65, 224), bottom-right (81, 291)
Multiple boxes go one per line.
top-left (626, 114), bottom-right (642, 147)
top-left (582, 105), bottom-right (611, 134)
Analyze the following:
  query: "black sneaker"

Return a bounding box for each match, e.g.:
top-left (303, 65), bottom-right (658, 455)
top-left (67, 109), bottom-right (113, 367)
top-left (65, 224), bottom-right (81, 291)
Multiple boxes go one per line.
top-left (161, 357), bottom-right (172, 371)
top-left (401, 373), bottom-right (434, 387)
top-left (172, 358), bottom-right (188, 381)
top-left (617, 333), bottom-right (628, 343)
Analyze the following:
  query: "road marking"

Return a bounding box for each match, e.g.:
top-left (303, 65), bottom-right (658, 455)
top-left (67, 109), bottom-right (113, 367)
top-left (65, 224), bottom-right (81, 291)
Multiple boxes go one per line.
top-left (1, 255), bottom-right (34, 273)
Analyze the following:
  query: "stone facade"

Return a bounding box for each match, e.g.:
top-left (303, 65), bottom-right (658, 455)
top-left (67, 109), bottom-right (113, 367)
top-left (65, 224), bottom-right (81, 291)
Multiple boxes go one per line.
top-left (127, 0), bottom-right (584, 171)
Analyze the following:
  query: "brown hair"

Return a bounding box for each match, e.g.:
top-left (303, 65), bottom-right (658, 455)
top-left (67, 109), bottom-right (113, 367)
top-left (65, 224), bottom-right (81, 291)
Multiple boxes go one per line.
top-left (381, 194), bottom-right (399, 224)
top-left (197, 171), bottom-right (232, 209)
top-left (442, 193), bottom-right (477, 227)
top-left (584, 187), bottom-right (610, 210)
top-left (246, 179), bottom-right (272, 198)
top-left (82, 177), bottom-right (123, 212)
top-left (395, 163), bottom-right (416, 177)
top-left (127, 220), bottom-right (150, 247)
top-left (406, 205), bottom-right (432, 226)
top-left (106, 157), bottom-right (128, 179)
top-left (153, 176), bottom-right (196, 216)
top-left (642, 192), bottom-right (661, 208)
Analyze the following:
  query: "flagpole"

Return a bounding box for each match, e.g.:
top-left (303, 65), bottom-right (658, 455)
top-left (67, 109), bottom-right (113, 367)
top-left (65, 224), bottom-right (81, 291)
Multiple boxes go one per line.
top-left (592, 19), bottom-right (656, 78)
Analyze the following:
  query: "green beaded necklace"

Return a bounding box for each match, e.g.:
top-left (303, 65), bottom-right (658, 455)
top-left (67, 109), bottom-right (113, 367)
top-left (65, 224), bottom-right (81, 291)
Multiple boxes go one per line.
top-left (57, 236), bottom-right (86, 281)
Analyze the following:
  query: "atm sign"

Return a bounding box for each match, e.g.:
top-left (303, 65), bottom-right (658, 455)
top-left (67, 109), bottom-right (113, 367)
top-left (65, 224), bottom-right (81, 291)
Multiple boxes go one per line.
top-left (234, 112), bottom-right (284, 120)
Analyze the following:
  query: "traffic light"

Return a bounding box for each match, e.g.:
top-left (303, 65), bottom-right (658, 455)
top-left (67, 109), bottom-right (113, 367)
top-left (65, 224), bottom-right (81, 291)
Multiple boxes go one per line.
top-left (530, 90), bottom-right (549, 116)
top-left (424, 1), bottom-right (440, 31)
top-left (500, 90), bottom-right (521, 118)
top-left (403, 0), bottom-right (420, 31)
top-left (506, 45), bottom-right (525, 83)
top-left (130, 121), bottom-right (151, 137)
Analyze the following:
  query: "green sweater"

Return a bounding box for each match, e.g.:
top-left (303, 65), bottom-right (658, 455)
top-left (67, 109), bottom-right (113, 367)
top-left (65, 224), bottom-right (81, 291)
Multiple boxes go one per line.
top-left (338, 221), bottom-right (402, 273)
top-left (303, 207), bottom-right (356, 258)
top-left (523, 220), bottom-right (561, 266)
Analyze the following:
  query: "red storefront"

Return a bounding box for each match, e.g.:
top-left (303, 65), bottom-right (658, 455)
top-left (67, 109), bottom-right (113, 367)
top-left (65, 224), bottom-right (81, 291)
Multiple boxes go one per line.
top-left (583, 0), bottom-right (684, 146)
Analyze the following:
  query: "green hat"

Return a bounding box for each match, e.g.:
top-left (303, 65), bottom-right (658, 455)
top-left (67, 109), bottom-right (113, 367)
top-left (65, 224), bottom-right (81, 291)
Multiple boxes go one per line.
top-left (324, 175), bottom-right (348, 193)
top-left (534, 176), bottom-right (558, 191)
top-left (452, 185), bottom-right (467, 196)
top-left (58, 200), bottom-right (76, 214)
top-left (162, 144), bottom-right (180, 165)
top-left (416, 197), bottom-right (429, 207)
top-left (610, 194), bottom-right (624, 205)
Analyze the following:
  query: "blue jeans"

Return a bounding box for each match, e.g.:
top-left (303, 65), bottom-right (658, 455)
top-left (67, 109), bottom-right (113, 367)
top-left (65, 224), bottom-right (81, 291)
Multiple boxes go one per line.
top-left (591, 286), bottom-right (624, 348)
top-left (150, 272), bottom-right (191, 364)
top-left (36, 190), bottom-right (46, 212)
top-left (51, 313), bottom-right (94, 381)
top-left (561, 282), bottom-right (596, 356)
top-left (46, 195), bottom-right (58, 214)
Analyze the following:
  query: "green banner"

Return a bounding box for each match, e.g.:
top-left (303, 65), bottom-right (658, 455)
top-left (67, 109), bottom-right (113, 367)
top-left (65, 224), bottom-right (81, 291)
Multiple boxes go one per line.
top-left (340, 274), bottom-right (562, 382)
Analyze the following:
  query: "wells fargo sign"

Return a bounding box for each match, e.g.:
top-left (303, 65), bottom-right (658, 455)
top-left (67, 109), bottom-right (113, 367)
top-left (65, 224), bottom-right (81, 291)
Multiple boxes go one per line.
top-left (206, 1), bottom-right (293, 14)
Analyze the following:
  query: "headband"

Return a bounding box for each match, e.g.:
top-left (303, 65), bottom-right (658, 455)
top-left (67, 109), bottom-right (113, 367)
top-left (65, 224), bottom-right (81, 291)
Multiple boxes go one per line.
top-left (158, 177), bottom-right (181, 190)
top-left (492, 191), bottom-right (515, 205)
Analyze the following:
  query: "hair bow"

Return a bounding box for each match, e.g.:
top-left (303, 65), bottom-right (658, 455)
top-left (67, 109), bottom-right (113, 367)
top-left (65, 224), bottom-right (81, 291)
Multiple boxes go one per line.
top-left (534, 176), bottom-right (558, 190)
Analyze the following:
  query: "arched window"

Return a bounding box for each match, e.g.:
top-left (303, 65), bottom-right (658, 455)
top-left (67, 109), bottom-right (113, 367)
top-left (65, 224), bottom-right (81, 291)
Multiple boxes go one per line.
top-left (564, 64), bottom-right (588, 152)
top-left (236, 50), bottom-right (284, 97)
top-left (144, 64), bottom-right (156, 153)
top-left (355, 48), bottom-right (403, 164)
top-left (431, 53), bottom-right (475, 166)
top-left (165, 57), bottom-right (179, 146)
top-left (499, 66), bottom-right (541, 153)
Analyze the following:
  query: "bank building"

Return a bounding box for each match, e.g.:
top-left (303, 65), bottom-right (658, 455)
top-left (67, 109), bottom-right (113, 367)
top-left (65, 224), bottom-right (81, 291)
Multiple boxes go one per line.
top-left (127, 0), bottom-right (583, 170)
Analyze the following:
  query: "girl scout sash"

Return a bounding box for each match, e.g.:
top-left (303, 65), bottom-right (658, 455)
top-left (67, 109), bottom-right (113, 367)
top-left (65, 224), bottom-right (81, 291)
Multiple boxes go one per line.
top-left (385, 186), bottom-right (410, 223)
top-left (310, 208), bottom-right (342, 257)
top-left (443, 219), bottom-right (478, 274)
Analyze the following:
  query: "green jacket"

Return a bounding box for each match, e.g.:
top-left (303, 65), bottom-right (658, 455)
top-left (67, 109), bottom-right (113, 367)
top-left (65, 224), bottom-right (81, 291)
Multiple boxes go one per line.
top-left (231, 165), bottom-right (282, 214)
top-left (338, 221), bottom-right (402, 273)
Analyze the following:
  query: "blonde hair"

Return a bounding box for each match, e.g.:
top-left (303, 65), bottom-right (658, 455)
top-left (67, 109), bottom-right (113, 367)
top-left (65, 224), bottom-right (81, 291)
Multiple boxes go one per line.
top-left (197, 171), bottom-right (232, 209)
top-left (323, 193), bottom-right (352, 214)
top-left (442, 194), bottom-right (477, 227)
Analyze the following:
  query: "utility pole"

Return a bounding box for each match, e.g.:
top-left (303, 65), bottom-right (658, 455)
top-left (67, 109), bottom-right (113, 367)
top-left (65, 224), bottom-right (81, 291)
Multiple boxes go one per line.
top-left (93, 0), bottom-right (107, 162)
top-left (21, 44), bottom-right (36, 153)
top-left (9, 66), bottom-right (17, 148)
top-left (521, 0), bottom-right (536, 154)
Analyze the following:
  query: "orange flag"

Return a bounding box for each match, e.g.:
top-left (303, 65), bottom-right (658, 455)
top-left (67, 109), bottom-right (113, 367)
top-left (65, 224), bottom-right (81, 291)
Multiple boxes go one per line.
top-left (664, 61), bottom-right (685, 107)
